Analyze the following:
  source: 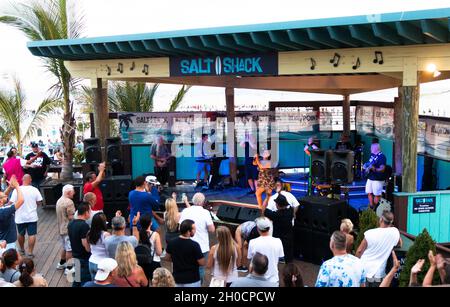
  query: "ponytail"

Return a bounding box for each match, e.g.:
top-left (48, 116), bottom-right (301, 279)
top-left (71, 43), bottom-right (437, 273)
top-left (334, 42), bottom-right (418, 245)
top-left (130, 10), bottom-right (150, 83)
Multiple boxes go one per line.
top-left (18, 258), bottom-right (35, 287)
top-left (138, 214), bottom-right (153, 249)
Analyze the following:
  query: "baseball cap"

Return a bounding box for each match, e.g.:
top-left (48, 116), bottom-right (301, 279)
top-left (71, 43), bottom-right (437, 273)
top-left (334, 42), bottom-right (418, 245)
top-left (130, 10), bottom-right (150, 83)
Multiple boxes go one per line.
top-left (95, 258), bottom-right (118, 281)
top-left (31, 142), bottom-right (38, 148)
top-left (255, 217), bottom-right (272, 232)
top-left (145, 175), bottom-right (160, 185)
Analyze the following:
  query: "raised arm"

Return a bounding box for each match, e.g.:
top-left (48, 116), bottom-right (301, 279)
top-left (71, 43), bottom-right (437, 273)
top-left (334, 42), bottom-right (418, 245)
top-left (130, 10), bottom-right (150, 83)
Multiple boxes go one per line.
top-left (9, 176), bottom-right (24, 210)
top-left (423, 250), bottom-right (437, 287)
top-left (91, 162), bottom-right (106, 189)
top-left (380, 251), bottom-right (400, 287)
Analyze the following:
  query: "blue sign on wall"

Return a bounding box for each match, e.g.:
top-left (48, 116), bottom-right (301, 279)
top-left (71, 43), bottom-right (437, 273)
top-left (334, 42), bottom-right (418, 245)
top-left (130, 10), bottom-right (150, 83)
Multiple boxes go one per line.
top-left (170, 53), bottom-right (278, 76)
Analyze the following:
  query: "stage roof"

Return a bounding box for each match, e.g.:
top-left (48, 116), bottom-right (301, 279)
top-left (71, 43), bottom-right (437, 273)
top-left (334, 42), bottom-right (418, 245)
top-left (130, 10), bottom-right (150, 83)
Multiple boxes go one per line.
top-left (27, 8), bottom-right (450, 60)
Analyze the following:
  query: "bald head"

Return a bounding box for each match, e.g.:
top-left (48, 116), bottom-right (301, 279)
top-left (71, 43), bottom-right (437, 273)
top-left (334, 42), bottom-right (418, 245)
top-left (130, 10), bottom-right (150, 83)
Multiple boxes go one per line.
top-left (22, 174), bottom-right (32, 186)
top-left (83, 192), bottom-right (97, 209)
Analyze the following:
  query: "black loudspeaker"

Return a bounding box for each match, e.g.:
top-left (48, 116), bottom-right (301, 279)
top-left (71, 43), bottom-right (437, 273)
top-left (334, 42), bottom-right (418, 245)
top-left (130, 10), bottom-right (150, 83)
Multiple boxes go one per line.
top-left (103, 201), bottom-right (129, 224)
top-left (330, 150), bottom-right (354, 184)
top-left (41, 182), bottom-right (82, 207)
top-left (216, 205), bottom-right (241, 222)
top-left (113, 175), bottom-right (133, 201)
top-left (295, 199), bottom-right (312, 228)
top-left (99, 179), bottom-right (114, 202)
top-left (84, 138), bottom-right (102, 164)
top-left (310, 230), bottom-right (333, 265)
top-left (237, 207), bottom-right (260, 223)
top-left (294, 226), bottom-right (313, 261)
top-left (310, 150), bottom-right (332, 182)
top-left (99, 175), bottom-right (132, 202)
top-left (106, 137), bottom-right (121, 164)
top-left (298, 196), bottom-right (347, 234)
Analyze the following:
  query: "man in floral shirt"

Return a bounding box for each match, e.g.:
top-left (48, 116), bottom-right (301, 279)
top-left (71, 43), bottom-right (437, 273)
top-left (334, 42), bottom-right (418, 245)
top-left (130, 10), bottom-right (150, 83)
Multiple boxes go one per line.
top-left (315, 231), bottom-right (366, 287)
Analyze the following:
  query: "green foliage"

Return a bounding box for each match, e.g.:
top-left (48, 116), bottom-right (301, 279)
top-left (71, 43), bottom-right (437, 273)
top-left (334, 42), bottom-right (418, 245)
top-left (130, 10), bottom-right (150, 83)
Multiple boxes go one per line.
top-left (169, 85), bottom-right (191, 112)
top-left (108, 82), bottom-right (158, 112)
top-left (72, 148), bottom-right (84, 165)
top-left (354, 209), bottom-right (379, 252)
top-left (0, 78), bottom-right (60, 154)
top-left (398, 229), bottom-right (439, 287)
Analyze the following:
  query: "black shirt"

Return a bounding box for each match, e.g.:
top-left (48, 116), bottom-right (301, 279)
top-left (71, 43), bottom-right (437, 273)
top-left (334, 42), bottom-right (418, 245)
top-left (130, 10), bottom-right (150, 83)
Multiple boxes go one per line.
top-left (25, 152), bottom-right (52, 181)
top-left (166, 237), bottom-right (204, 284)
top-left (264, 207), bottom-right (294, 239)
top-left (68, 219), bottom-right (91, 260)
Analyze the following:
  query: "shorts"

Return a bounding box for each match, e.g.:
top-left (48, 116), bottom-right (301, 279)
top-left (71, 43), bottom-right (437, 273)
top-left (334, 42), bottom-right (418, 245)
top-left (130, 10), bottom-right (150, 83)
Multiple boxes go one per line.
top-left (365, 179), bottom-right (384, 196)
top-left (244, 158), bottom-right (258, 180)
top-left (196, 162), bottom-right (211, 173)
top-left (60, 235), bottom-right (72, 252)
top-left (17, 222), bottom-right (37, 236)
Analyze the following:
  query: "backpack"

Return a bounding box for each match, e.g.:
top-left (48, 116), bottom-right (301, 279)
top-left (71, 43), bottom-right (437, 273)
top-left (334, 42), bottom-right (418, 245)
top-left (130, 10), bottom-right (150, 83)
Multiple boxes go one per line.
top-left (135, 244), bottom-right (154, 265)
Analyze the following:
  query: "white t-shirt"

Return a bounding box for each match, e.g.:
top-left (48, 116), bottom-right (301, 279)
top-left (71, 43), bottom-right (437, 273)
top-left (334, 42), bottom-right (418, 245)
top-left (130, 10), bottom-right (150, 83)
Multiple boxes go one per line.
top-left (179, 206), bottom-right (214, 253)
top-left (247, 236), bottom-right (284, 284)
top-left (10, 185), bottom-right (43, 224)
top-left (360, 227), bottom-right (400, 278)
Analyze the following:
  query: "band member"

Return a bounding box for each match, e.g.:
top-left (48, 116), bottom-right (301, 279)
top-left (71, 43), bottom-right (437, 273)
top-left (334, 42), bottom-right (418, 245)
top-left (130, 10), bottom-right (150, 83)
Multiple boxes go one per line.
top-left (335, 133), bottom-right (352, 150)
top-left (150, 135), bottom-right (172, 186)
top-left (364, 143), bottom-right (387, 209)
top-left (195, 134), bottom-right (211, 186)
top-left (240, 130), bottom-right (258, 194)
top-left (303, 136), bottom-right (319, 156)
top-left (253, 150), bottom-right (276, 209)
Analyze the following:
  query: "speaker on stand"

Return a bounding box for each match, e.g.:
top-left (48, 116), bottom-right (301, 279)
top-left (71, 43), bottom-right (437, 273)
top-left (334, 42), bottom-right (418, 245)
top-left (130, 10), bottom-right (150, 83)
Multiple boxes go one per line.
top-left (310, 150), bottom-right (332, 183)
top-left (83, 138), bottom-right (102, 164)
top-left (106, 137), bottom-right (123, 176)
top-left (330, 150), bottom-right (354, 184)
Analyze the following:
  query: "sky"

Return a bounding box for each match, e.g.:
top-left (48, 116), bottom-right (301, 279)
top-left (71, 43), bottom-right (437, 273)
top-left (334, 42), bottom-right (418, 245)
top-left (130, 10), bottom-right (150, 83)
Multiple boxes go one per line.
top-left (1, 0), bottom-right (450, 114)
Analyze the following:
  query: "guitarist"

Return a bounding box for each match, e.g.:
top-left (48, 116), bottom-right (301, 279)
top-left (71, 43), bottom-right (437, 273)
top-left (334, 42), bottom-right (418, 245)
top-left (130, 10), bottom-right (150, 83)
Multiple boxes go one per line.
top-left (150, 135), bottom-right (172, 187)
top-left (364, 143), bottom-right (387, 210)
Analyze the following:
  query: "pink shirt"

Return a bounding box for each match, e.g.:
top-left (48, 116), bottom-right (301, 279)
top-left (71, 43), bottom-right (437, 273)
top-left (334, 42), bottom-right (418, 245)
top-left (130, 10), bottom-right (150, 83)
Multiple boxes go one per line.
top-left (3, 158), bottom-right (24, 185)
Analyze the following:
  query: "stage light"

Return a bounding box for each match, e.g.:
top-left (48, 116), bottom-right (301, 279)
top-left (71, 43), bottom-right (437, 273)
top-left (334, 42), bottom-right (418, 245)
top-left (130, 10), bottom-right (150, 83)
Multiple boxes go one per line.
top-left (426, 63), bottom-right (441, 78)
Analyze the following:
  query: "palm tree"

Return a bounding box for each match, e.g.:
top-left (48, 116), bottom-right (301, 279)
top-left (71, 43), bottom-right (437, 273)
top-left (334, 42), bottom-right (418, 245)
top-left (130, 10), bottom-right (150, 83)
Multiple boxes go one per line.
top-left (0, 78), bottom-right (60, 154)
top-left (108, 82), bottom-right (159, 112)
top-left (79, 81), bottom-right (191, 113)
top-left (1, 0), bottom-right (84, 180)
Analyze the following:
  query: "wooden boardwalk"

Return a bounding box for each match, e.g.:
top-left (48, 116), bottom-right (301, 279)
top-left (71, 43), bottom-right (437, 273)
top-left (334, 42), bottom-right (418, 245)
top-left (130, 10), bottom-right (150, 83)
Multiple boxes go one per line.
top-left (27, 206), bottom-right (319, 287)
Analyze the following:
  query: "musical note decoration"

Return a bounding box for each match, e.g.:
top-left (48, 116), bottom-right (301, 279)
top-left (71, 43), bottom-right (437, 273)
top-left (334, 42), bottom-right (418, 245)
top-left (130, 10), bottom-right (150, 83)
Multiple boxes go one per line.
top-left (352, 57), bottom-right (361, 70)
top-left (329, 53), bottom-right (341, 67)
top-left (117, 62), bottom-right (123, 73)
top-left (106, 65), bottom-right (111, 76)
top-left (142, 64), bottom-right (149, 75)
top-left (373, 51), bottom-right (384, 65)
top-left (130, 62), bottom-right (135, 71)
top-left (310, 58), bottom-right (316, 70)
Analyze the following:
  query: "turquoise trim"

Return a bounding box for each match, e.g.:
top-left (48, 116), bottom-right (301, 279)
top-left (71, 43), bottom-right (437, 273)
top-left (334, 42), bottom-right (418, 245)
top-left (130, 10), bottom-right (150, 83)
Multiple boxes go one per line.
top-left (25, 8), bottom-right (450, 60)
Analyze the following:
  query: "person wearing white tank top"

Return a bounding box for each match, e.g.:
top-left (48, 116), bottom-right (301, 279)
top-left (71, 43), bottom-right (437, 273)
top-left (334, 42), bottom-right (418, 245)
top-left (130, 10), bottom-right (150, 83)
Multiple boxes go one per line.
top-left (87, 213), bottom-right (111, 280)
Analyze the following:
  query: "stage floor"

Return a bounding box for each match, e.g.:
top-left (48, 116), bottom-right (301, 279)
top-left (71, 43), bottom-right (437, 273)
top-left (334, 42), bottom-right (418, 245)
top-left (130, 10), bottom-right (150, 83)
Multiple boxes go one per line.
top-left (164, 172), bottom-right (370, 211)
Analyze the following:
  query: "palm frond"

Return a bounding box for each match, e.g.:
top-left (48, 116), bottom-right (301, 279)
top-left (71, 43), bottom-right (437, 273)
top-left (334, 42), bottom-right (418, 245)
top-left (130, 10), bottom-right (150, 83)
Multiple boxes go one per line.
top-left (169, 85), bottom-right (191, 112)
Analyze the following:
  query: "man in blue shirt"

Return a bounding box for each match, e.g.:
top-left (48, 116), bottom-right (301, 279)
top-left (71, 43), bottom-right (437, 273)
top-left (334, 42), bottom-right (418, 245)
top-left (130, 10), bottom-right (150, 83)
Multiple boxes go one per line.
top-left (364, 143), bottom-right (387, 209)
top-left (0, 175), bottom-right (24, 250)
top-left (128, 176), bottom-right (163, 232)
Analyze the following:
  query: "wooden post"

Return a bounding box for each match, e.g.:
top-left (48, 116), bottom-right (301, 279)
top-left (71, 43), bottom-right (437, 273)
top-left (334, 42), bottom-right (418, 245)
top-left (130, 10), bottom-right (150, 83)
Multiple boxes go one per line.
top-left (393, 96), bottom-right (403, 175)
top-left (400, 85), bottom-right (419, 192)
top-left (92, 78), bottom-right (110, 161)
top-left (226, 87), bottom-right (237, 184)
top-left (343, 94), bottom-right (351, 136)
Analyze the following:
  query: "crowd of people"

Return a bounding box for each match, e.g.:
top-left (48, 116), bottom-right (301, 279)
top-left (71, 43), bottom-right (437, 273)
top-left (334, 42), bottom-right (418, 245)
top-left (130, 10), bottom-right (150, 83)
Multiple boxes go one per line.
top-left (1, 164), bottom-right (450, 287)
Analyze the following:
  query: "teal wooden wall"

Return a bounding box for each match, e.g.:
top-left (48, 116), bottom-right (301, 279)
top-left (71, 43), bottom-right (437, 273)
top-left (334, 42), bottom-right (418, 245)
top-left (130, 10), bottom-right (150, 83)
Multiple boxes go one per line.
top-left (404, 191), bottom-right (450, 243)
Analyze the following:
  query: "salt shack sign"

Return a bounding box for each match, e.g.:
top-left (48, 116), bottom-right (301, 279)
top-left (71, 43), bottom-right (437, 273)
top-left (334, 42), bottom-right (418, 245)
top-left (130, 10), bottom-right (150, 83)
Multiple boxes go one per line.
top-left (170, 53), bottom-right (278, 76)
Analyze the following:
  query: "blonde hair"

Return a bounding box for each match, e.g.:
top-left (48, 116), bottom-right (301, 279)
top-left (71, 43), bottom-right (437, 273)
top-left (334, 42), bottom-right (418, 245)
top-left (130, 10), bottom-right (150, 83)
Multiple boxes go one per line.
top-left (216, 226), bottom-right (237, 275)
top-left (164, 198), bottom-right (179, 232)
top-left (340, 219), bottom-right (354, 233)
top-left (152, 267), bottom-right (175, 287)
top-left (115, 241), bottom-right (138, 278)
